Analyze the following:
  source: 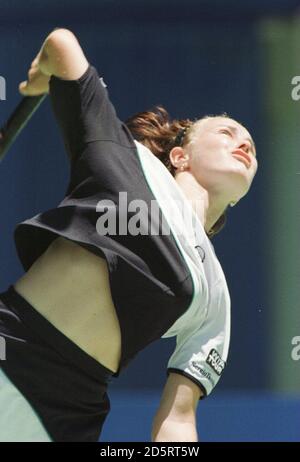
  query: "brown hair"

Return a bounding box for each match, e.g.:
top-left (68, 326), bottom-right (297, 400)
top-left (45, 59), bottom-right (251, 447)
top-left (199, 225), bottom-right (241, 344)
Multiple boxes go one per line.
top-left (126, 106), bottom-right (228, 239)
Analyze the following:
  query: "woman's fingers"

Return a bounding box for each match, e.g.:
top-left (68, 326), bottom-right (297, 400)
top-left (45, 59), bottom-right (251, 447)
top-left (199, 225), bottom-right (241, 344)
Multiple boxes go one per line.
top-left (19, 50), bottom-right (51, 97)
top-left (19, 80), bottom-right (38, 96)
top-left (30, 51), bottom-right (42, 69)
top-left (19, 74), bottom-right (49, 96)
top-left (19, 80), bottom-right (29, 95)
top-left (28, 68), bottom-right (36, 81)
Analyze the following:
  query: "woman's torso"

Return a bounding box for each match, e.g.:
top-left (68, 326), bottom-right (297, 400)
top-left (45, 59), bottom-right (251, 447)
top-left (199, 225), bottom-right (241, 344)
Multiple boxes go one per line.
top-left (13, 236), bottom-right (121, 373)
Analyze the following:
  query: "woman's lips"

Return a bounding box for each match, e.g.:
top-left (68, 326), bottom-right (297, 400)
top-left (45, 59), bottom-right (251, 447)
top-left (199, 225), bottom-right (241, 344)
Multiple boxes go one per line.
top-left (232, 150), bottom-right (251, 168)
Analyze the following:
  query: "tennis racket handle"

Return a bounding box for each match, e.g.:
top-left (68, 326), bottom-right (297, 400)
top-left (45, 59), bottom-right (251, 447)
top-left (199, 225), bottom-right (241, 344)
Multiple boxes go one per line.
top-left (0, 94), bottom-right (47, 161)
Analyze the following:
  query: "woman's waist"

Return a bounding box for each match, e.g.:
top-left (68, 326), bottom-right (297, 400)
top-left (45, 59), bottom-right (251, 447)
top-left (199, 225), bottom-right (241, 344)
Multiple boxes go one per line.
top-left (12, 237), bottom-right (122, 373)
top-left (14, 236), bottom-right (113, 308)
top-left (0, 289), bottom-right (113, 442)
top-left (0, 286), bottom-right (115, 383)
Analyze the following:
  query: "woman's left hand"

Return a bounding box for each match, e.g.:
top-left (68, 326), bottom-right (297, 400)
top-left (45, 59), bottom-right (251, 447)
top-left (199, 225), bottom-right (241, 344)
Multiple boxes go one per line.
top-left (19, 51), bottom-right (50, 96)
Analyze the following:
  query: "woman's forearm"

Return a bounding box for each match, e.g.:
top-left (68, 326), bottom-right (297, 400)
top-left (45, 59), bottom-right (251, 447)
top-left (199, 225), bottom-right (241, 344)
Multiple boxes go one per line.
top-left (18, 29), bottom-right (65, 96)
top-left (19, 28), bottom-right (88, 96)
top-left (37, 28), bottom-right (88, 80)
top-left (23, 28), bottom-right (67, 78)
top-left (151, 372), bottom-right (201, 442)
top-left (151, 418), bottom-right (199, 442)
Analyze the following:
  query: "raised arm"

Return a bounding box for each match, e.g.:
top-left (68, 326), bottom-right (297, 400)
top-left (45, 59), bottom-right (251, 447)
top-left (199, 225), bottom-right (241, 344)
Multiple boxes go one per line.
top-left (151, 372), bottom-right (203, 442)
top-left (18, 28), bottom-right (129, 166)
top-left (19, 28), bottom-right (89, 96)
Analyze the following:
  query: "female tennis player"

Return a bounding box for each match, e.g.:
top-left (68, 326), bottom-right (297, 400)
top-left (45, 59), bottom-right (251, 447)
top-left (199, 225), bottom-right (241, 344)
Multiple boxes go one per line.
top-left (0, 28), bottom-right (257, 442)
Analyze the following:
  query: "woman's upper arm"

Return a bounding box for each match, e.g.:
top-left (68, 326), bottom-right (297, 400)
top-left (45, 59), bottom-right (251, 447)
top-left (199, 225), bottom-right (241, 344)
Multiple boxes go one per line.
top-left (41, 28), bottom-right (89, 80)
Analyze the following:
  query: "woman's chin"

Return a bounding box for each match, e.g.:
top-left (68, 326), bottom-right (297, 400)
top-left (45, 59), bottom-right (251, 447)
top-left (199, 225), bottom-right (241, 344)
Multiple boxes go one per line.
top-left (225, 168), bottom-right (252, 197)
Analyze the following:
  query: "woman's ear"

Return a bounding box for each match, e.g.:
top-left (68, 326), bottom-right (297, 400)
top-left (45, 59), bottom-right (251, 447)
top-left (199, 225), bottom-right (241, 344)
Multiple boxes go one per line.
top-left (169, 146), bottom-right (189, 170)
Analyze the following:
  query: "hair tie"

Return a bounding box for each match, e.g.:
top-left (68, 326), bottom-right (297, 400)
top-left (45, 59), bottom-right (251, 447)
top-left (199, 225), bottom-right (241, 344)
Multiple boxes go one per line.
top-left (174, 127), bottom-right (189, 147)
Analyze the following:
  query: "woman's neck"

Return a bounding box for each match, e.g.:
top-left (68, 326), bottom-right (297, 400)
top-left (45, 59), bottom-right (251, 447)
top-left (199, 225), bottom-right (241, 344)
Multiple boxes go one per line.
top-left (174, 171), bottom-right (228, 234)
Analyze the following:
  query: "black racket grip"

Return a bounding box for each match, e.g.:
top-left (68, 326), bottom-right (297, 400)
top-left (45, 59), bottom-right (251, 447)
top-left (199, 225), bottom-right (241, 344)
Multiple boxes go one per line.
top-left (0, 94), bottom-right (47, 162)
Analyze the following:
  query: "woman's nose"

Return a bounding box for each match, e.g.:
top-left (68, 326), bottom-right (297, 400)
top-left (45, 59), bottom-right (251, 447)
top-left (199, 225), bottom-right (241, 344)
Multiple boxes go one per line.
top-left (238, 139), bottom-right (251, 153)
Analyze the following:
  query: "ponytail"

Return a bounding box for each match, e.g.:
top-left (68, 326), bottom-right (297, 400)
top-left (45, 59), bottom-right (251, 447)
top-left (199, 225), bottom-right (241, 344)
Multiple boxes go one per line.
top-left (126, 106), bottom-right (193, 176)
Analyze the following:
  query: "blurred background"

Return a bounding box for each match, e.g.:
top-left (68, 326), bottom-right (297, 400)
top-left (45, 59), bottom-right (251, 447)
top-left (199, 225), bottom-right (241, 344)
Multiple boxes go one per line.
top-left (0, 0), bottom-right (299, 442)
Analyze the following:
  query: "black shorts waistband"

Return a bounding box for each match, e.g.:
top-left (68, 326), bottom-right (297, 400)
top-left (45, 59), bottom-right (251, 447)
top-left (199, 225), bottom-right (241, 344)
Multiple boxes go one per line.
top-left (0, 285), bottom-right (114, 384)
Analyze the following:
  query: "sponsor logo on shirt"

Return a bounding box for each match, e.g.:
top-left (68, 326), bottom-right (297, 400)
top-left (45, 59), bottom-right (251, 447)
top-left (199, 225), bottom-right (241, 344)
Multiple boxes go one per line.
top-left (206, 349), bottom-right (225, 376)
top-left (191, 361), bottom-right (215, 387)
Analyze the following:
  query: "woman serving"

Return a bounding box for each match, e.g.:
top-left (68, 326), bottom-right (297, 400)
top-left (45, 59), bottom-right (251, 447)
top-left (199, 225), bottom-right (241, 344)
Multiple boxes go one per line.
top-left (0, 28), bottom-right (257, 442)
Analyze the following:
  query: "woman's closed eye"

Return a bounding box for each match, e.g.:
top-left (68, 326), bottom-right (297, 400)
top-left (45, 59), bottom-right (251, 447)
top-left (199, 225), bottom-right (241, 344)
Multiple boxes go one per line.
top-left (219, 128), bottom-right (232, 137)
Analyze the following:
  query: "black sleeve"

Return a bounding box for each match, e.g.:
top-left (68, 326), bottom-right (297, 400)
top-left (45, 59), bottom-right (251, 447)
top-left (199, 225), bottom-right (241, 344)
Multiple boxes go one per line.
top-left (49, 64), bottom-right (132, 166)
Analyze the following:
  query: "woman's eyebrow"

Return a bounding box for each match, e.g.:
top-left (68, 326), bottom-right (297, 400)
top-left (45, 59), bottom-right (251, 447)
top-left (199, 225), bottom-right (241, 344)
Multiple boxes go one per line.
top-left (217, 124), bottom-right (256, 156)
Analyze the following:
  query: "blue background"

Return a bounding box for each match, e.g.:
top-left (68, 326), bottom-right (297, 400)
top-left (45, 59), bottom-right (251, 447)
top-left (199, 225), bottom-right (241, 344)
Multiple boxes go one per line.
top-left (0, 0), bottom-right (299, 441)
